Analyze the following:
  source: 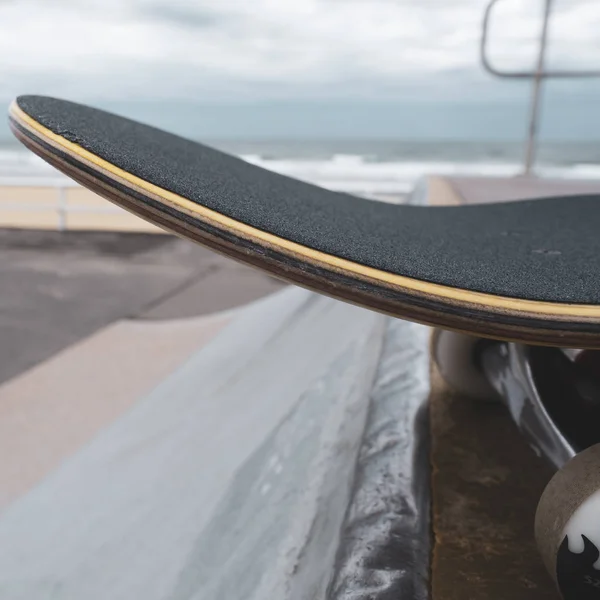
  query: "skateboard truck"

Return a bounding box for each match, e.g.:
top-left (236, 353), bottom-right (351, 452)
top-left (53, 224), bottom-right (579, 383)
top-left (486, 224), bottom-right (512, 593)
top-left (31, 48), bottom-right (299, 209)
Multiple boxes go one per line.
top-left (482, 342), bottom-right (577, 468)
top-left (434, 331), bottom-right (600, 599)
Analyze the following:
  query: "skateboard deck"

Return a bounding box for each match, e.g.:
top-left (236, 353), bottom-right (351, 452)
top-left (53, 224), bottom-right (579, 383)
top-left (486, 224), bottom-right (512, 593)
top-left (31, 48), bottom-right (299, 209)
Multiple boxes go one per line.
top-left (9, 95), bottom-right (600, 347)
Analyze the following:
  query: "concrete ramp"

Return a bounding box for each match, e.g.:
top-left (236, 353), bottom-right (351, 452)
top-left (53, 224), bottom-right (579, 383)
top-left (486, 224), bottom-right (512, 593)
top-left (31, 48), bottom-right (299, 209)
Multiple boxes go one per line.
top-left (0, 287), bottom-right (430, 600)
top-left (0, 310), bottom-right (232, 511)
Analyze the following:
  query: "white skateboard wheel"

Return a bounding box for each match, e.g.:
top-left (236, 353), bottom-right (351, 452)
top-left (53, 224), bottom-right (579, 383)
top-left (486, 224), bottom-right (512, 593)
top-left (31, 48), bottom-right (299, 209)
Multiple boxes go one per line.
top-left (536, 444), bottom-right (600, 599)
top-left (431, 329), bottom-right (497, 399)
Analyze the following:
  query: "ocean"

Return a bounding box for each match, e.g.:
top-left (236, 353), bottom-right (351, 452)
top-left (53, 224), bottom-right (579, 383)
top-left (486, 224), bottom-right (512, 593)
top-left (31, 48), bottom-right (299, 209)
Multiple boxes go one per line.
top-left (1, 137), bottom-right (600, 198)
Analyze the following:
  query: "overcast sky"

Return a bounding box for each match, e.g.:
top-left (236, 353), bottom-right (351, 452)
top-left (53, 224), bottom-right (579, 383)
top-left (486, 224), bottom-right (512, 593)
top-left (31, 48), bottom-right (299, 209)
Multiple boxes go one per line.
top-left (1, 0), bottom-right (600, 138)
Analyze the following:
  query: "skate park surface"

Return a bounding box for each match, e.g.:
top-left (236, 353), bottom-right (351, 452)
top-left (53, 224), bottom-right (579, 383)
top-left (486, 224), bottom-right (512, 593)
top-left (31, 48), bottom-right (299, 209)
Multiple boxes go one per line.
top-left (0, 227), bottom-right (430, 599)
top-left (2, 173), bottom-right (595, 598)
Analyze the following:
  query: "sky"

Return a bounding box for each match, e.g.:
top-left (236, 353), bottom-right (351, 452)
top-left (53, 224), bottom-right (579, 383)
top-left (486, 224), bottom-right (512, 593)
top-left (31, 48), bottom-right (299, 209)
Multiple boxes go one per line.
top-left (1, 0), bottom-right (600, 139)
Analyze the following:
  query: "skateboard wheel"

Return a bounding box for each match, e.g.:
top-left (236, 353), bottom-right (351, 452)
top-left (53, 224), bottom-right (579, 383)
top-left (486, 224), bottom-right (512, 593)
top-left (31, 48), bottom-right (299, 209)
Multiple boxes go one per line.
top-left (536, 444), bottom-right (600, 599)
top-left (431, 329), bottom-right (497, 399)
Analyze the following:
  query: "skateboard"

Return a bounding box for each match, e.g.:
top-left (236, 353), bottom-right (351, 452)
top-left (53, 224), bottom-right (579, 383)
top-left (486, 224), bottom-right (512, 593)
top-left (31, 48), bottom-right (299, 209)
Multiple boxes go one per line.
top-left (9, 95), bottom-right (600, 599)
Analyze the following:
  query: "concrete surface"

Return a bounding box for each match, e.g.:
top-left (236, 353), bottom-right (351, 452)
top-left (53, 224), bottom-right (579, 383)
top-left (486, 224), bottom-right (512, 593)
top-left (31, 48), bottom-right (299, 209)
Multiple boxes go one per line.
top-left (446, 176), bottom-right (600, 205)
top-left (330, 318), bottom-right (431, 600)
top-left (430, 367), bottom-right (557, 599)
top-left (0, 228), bottom-right (284, 385)
top-left (0, 288), bottom-right (387, 600)
top-left (0, 312), bottom-right (232, 511)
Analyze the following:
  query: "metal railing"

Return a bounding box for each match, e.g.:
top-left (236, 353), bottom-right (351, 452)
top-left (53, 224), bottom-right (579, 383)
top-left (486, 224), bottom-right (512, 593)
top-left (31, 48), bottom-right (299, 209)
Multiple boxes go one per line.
top-left (481, 0), bottom-right (600, 174)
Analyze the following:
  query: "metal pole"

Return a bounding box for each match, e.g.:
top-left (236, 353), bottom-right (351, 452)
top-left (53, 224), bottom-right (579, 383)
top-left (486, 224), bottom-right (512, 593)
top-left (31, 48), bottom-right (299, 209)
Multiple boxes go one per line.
top-left (523, 0), bottom-right (553, 175)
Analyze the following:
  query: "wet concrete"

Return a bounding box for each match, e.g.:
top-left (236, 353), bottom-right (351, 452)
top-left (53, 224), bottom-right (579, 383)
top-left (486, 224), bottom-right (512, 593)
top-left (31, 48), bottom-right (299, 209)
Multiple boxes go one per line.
top-left (0, 229), bottom-right (284, 385)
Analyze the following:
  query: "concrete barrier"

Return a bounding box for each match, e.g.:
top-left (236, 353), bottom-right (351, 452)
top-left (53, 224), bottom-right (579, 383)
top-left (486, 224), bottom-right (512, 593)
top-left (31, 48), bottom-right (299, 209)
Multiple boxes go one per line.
top-left (0, 288), bottom-right (431, 599)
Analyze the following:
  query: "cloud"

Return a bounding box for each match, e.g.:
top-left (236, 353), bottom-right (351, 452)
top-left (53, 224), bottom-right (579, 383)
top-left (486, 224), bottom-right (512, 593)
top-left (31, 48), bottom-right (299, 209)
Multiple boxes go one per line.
top-left (0, 0), bottom-right (598, 101)
top-left (140, 4), bottom-right (223, 29)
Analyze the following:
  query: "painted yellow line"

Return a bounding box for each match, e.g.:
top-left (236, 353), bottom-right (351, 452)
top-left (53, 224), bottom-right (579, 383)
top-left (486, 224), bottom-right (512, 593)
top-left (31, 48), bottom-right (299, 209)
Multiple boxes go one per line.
top-left (10, 100), bottom-right (600, 321)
